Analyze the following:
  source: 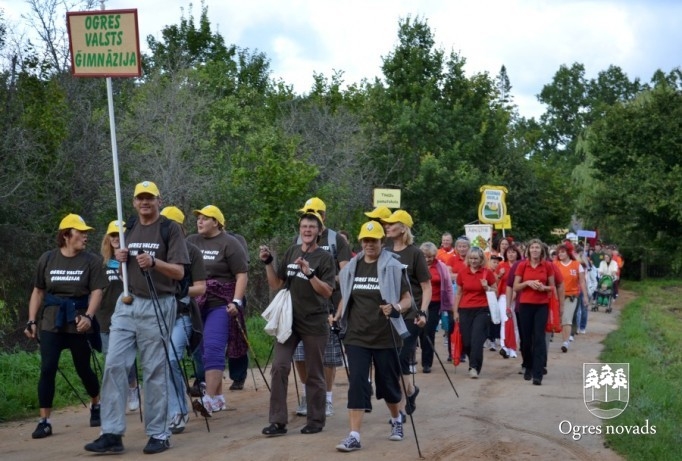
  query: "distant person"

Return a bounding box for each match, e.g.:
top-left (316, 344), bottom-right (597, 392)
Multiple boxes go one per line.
top-left (26, 214), bottom-right (106, 439)
top-left (513, 239), bottom-right (556, 386)
top-left (453, 247), bottom-right (497, 379)
top-left (419, 242), bottom-right (453, 373)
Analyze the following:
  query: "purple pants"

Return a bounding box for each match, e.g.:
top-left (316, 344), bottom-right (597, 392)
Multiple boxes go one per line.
top-left (201, 306), bottom-right (229, 371)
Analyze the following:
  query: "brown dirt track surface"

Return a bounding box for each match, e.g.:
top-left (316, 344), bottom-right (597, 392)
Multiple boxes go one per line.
top-left (0, 292), bottom-right (634, 461)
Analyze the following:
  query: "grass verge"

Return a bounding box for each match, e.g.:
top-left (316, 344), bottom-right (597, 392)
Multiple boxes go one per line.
top-left (600, 280), bottom-right (682, 460)
top-left (0, 315), bottom-right (275, 423)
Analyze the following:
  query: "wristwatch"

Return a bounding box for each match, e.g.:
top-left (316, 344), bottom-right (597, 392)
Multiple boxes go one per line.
top-left (231, 299), bottom-right (243, 308)
top-left (305, 269), bottom-right (315, 280)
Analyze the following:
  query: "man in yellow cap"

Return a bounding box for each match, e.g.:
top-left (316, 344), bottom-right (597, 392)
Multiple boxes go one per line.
top-left (294, 197), bottom-right (351, 417)
top-left (86, 181), bottom-right (190, 455)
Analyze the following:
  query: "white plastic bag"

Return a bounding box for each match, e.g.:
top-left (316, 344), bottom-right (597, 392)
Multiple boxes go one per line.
top-left (261, 289), bottom-right (293, 343)
top-left (486, 291), bottom-right (501, 324)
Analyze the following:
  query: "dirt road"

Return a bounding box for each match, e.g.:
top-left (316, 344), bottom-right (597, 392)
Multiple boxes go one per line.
top-left (0, 293), bottom-right (631, 460)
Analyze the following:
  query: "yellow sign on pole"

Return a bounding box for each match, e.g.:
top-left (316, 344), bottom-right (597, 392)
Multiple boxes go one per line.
top-left (494, 214), bottom-right (512, 230)
top-left (373, 188), bottom-right (401, 208)
top-left (478, 185), bottom-right (508, 224)
top-left (67, 9), bottom-right (141, 77)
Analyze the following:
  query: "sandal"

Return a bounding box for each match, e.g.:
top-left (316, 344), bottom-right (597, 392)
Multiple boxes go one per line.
top-left (262, 423), bottom-right (287, 436)
top-left (300, 424), bottom-right (323, 434)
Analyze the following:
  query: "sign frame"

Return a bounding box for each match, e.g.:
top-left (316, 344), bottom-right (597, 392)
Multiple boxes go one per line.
top-left (67, 9), bottom-right (142, 78)
top-left (373, 188), bottom-right (401, 208)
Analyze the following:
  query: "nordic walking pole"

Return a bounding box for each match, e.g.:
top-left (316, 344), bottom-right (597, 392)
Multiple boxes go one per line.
top-left (291, 355), bottom-right (301, 407)
top-left (263, 341), bottom-right (274, 373)
top-left (423, 334), bottom-right (459, 397)
top-left (388, 318), bottom-right (424, 460)
top-left (235, 316), bottom-right (270, 392)
top-left (331, 323), bottom-right (350, 380)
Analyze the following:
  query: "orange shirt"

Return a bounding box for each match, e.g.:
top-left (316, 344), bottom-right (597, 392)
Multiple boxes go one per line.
top-left (554, 259), bottom-right (581, 296)
top-left (436, 250), bottom-right (457, 275)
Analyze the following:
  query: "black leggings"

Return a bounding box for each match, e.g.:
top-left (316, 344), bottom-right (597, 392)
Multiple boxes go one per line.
top-left (38, 330), bottom-right (100, 408)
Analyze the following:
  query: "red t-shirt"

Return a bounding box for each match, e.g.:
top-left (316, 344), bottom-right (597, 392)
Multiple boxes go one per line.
top-left (496, 261), bottom-right (510, 297)
top-left (456, 266), bottom-right (496, 308)
top-left (516, 260), bottom-right (554, 305)
top-left (429, 262), bottom-right (441, 303)
top-left (451, 254), bottom-right (467, 278)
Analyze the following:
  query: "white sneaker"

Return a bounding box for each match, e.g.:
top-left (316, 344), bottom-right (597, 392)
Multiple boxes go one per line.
top-left (127, 387), bottom-right (140, 412)
top-left (325, 401), bottom-right (334, 416)
top-left (569, 335), bottom-right (575, 342)
top-left (296, 398), bottom-right (307, 416)
top-left (169, 413), bottom-right (189, 434)
top-left (211, 395), bottom-right (226, 412)
top-left (579, 329), bottom-right (586, 334)
top-left (201, 395), bottom-right (214, 415)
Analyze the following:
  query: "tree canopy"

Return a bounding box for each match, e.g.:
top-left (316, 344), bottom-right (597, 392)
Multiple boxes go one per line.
top-left (1, 2), bottom-right (680, 343)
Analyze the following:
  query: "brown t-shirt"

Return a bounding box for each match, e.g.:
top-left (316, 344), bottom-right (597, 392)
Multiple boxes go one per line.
top-left (319, 228), bottom-right (352, 311)
top-left (343, 258), bottom-right (410, 349)
top-left (99, 259), bottom-right (123, 332)
top-left (186, 241), bottom-right (208, 292)
top-left (126, 217), bottom-right (190, 297)
top-left (34, 250), bottom-right (107, 333)
top-left (391, 245), bottom-right (432, 319)
top-left (276, 245), bottom-right (336, 336)
top-left (187, 231), bottom-right (248, 308)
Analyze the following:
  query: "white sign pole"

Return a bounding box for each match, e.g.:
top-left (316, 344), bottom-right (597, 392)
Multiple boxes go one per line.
top-left (106, 76), bottom-right (131, 303)
top-left (98, 1), bottom-right (131, 303)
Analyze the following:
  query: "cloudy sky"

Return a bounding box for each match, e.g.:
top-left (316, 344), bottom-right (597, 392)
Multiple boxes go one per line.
top-left (2, 0), bottom-right (681, 119)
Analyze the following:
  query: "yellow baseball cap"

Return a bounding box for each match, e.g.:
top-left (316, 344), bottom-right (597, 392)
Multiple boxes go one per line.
top-left (133, 181), bottom-right (160, 197)
top-left (382, 209), bottom-right (414, 228)
top-left (193, 205), bottom-right (225, 227)
top-left (298, 197), bottom-right (326, 213)
top-left (106, 220), bottom-right (125, 235)
top-left (298, 210), bottom-right (324, 228)
top-left (161, 206), bottom-right (185, 225)
top-left (364, 206), bottom-right (392, 220)
top-left (358, 221), bottom-right (385, 240)
top-left (59, 214), bottom-right (94, 231)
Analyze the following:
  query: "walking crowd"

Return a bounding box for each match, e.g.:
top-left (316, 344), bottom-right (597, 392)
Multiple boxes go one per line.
top-left (23, 181), bottom-right (624, 454)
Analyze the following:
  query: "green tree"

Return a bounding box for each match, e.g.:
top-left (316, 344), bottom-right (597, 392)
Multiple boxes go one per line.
top-left (577, 83), bottom-right (682, 269)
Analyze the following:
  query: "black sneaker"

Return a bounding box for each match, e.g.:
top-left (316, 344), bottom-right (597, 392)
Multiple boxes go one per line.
top-left (405, 386), bottom-right (419, 415)
top-left (229, 380), bottom-right (245, 391)
top-left (142, 436), bottom-right (170, 454)
top-left (31, 420), bottom-right (52, 439)
top-left (84, 433), bottom-right (124, 453)
top-left (90, 403), bottom-right (101, 427)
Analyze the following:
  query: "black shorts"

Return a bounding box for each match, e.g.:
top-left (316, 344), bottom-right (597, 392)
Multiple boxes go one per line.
top-left (345, 344), bottom-right (402, 408)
